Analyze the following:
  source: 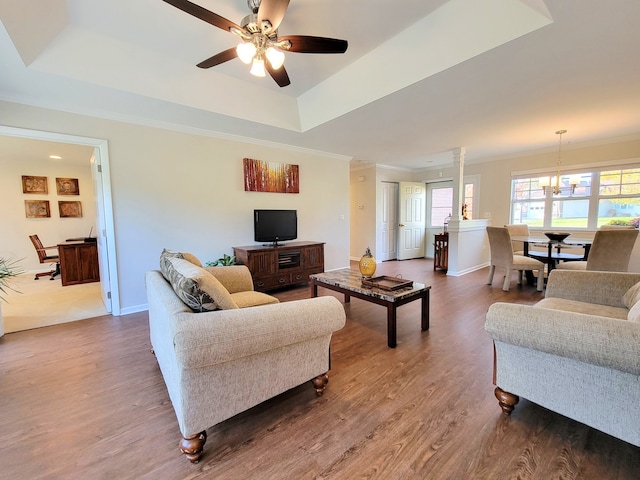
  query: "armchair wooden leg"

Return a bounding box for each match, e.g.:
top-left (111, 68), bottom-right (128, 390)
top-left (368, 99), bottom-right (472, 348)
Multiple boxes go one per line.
top-left (312, 373), bottom-right (329, 396)
top-left (495, 387), bottom-right (519, 415)
top-left (179, 431), bottom-right (207, 463)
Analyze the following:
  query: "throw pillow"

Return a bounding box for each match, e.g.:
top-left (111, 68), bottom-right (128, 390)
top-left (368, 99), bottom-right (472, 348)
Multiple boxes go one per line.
top-left (160, 249), bottom-right (203, 279)
top-left (160, 248), bottom-right (183, 281)
top-left (628, 300), bottom-right (640, 323)
top-left (165, 257), bottom-right (238, 312)
top-left (622, 281), bottom-right (640, 309)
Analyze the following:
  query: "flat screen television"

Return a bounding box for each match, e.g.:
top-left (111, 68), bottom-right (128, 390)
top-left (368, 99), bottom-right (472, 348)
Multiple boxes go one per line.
top-left (254, 209), bottom-right (297, 246)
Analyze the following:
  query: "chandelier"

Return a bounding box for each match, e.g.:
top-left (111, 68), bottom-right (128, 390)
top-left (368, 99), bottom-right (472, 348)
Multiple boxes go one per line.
top-left (539, 129), bottom-right (579, 195)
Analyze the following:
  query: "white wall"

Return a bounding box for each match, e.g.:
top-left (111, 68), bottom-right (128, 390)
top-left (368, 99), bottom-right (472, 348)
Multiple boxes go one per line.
top-left (464, 139), bottom-right (640, 224)
top-left (349, 165), bottom-right (377, 260)
top-left (0, 154), bottom-right (96, 272)
top-left (350, 139), bottom-right (640, 273)
top-left (0, 101), bottom-right (351, 314)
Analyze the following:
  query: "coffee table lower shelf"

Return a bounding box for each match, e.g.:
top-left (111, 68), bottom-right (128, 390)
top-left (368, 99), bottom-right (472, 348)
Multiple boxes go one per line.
top-left (310, 270), bottom-right (430, 348)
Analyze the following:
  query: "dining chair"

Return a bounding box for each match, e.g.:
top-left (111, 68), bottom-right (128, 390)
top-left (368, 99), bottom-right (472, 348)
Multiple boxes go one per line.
top-left (504, 224), bottom-right (529, 255)
top-left (486, 226), bottom-right (545, 292)
top-left (555, 228), bottom-right (638, 272)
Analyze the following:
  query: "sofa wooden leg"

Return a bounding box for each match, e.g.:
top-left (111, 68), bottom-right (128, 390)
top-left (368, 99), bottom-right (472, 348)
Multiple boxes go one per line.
top-left (495, 387), bottom-right (519, 415)
top-left (312, 373), bottom-right (329, 396)
top-left (179, 431), bottom-right (207, 463)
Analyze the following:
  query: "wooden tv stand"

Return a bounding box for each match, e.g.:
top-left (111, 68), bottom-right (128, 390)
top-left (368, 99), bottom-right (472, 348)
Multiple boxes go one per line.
top-left (233, 241), bottom-right (325, 292)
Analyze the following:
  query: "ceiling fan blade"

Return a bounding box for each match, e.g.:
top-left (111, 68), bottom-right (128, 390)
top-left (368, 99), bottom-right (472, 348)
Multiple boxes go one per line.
top-left (266, 63), bottom-right (291, 87)
top-left (278, 35), bottom-right (348, 54)
top-left (163, 0), bottom-right (242, 32)
top-left (197, 48), bottom-right (237, 69)
top-left (258, 0), bottom-right (290, 33)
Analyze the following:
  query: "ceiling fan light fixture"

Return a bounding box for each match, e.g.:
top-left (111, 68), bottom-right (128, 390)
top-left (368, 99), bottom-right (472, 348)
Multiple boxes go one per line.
top-left (266, 47), bottom-right (285, 70)
top-left (163, 0), bottom-right (348, 87)
top-left (250, 57), bottom-right (266, 77)
top-left (236, 42), bottom-right (256, 64)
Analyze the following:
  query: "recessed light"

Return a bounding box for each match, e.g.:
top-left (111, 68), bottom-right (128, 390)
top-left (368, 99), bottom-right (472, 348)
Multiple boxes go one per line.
top-left (49, 155), bottom-right (62, 159)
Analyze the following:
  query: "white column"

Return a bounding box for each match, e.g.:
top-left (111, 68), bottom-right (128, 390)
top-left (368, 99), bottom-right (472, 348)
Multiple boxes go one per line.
top-left (447, 147), bottom-right (465, 276)
top-left (451, 147), bottom-right (465, 222)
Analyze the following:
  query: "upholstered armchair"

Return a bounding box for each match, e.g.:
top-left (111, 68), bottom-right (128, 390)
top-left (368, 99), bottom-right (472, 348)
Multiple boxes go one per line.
top-left (485, 269), bottom-right (640, 447)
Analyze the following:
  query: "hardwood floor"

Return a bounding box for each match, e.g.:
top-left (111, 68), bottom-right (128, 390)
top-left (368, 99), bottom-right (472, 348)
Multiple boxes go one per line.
top-left (1, 259), bottom-right (637, 479)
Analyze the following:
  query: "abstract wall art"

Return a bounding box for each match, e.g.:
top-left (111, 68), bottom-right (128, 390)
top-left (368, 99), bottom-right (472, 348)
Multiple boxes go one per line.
top-left (243, 158), bottom-right (299, 194)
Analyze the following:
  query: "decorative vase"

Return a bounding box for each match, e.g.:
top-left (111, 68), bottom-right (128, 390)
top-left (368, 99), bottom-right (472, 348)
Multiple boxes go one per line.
top-left (359, 247), bottom-right (377, 278)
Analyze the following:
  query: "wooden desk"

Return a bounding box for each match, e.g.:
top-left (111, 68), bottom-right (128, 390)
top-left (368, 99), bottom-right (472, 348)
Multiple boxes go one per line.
top-left (57, 242), bottom-right (100, 286)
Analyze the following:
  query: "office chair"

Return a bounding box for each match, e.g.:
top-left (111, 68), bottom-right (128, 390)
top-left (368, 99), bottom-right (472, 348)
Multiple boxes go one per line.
top-left (29, 234), bottom-right (61, 280)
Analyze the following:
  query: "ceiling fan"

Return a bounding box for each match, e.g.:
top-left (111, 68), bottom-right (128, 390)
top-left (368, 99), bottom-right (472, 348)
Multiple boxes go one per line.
top-left (162, 0), bottom-right (349, 87)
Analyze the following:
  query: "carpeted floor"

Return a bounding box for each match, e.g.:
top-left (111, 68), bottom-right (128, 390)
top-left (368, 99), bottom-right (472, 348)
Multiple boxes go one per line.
top-left (1, 273), bottom-right (108, 333)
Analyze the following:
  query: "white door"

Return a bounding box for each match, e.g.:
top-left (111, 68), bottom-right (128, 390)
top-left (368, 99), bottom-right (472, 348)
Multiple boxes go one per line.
top-left (91, 150), bottom-right (112, 313)
top-left (379, 182), bottom-right (398, 261)
top-left (398, 182), bottom-right (426, 260)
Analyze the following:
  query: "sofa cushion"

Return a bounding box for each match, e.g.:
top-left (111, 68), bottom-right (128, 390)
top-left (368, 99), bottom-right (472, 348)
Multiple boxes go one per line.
top-left (535, 297), bottom-right (628, 320)
top-left (165, 257), bottom-right (238, 312)
top-left (181, 252), bottom-right (203, 267)
top-left (230, 291), bottom-right (280, 308)
top-left (622, 281), bottom-right (640, 309)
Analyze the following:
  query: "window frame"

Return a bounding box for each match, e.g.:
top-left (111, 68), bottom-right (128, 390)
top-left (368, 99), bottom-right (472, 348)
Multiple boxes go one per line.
top-left (510, 161), bottom-right (640, 230)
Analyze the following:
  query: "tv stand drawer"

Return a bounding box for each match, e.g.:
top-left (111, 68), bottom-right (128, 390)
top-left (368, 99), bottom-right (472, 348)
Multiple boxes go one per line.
top-left (253, 274), bottom-right (291, 290)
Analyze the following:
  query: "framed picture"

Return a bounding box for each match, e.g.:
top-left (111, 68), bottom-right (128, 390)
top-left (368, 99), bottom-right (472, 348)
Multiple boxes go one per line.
top-left (22, 175), bottom-right (48, 194)
top-left (58, 201), bottom-right (83, 218)
top-left (25, 200), bottom-right (51, 218)
top-left (56, 177), bottom-right (80, 195)
top-left (243, 158), bottom-right (299, 193)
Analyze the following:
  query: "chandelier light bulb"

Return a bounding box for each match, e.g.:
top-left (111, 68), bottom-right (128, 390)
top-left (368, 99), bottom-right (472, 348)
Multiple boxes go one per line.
top-left (266, 47), bottom-right (285, 70)
top-left (250, 57), bottom-right (266, 77)
top-left (236, 42), bottom-right (256, 64)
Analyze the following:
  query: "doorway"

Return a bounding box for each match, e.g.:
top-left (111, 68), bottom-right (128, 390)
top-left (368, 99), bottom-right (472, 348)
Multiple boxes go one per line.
top-left (0, 125), bottom-right (120, 323)
top-left (426, 182), bottom-right (453, 258)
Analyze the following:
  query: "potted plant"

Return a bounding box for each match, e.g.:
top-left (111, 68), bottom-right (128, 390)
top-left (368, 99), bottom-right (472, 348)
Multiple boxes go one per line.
top-left (0, 257), bottom-right (23, 337)
top-left (205, 253), bottom-right (236, 267)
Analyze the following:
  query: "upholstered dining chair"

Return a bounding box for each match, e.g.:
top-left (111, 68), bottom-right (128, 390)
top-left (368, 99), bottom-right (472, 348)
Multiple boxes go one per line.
top-left (486, 226), bottom-right (545, 292)
top-left (504, 224), bottom-right (530, 255)
top-left (556, 228), bottom-right (638, 272)
top-left (28, 234), bottom-right (61, 280)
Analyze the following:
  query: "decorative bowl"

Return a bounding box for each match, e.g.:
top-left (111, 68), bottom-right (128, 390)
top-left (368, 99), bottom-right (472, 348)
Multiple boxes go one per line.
top-left (544, 232), bottom-right (570, 242)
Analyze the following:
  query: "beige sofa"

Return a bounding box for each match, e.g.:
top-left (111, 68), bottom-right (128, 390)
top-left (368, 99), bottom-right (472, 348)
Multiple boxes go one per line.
top-left (485, 269), bottom-right (640, 447)
top-left (146, 251), bottom-right (346, 462)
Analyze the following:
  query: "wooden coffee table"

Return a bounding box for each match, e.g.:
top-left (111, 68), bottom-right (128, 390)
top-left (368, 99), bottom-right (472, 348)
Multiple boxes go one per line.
top-left (310, 269), bottom-right (430, 348)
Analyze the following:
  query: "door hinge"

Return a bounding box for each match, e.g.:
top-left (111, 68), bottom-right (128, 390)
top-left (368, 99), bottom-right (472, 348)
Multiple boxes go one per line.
top-left (97, 164), bottom-right (102, 173)
top-left (107, 291), bottom-right (111, 299)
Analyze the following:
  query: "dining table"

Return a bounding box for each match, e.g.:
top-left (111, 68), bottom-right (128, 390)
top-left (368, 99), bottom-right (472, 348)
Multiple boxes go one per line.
top-left (510, 234), bottom-right (594, 280)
